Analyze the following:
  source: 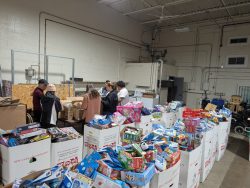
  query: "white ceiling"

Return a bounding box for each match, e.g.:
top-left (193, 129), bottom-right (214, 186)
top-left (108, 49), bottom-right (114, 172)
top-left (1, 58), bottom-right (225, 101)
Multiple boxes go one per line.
top-left (97, 0), bottom-right (250, 28)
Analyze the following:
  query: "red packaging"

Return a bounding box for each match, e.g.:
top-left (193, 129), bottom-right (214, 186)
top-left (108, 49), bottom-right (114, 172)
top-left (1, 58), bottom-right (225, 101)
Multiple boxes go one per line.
top-left (145, 150), bottom-right (157, 163)
top-left (132, 157), bottom-right (144, 171)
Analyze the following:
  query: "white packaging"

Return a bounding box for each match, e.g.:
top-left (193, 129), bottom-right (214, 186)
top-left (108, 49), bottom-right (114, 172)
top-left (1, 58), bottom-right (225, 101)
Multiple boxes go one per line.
top-left (200, 127), bottom-right (216, 182)
top-left (51, 136), bottom-right (83, 168)
top-left (162, 112), bottom-right (176, 128)
top-left (0, 138), bottom-right (51, 185)
top-left (93, 172), bottom-right (123, 188)
top-left (179, 143), bottom-right (203, 188)
top-left (216, 121), bottom-right (230, 161)
top-left (150, 160), bottom-right (181, 188)
top-left (83, 126), bottom-right (119, 157)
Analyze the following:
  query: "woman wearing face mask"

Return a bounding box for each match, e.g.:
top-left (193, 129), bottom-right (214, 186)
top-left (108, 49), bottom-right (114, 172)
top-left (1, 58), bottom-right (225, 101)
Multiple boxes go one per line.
top-left (102, 82), bottom-right (118, 116)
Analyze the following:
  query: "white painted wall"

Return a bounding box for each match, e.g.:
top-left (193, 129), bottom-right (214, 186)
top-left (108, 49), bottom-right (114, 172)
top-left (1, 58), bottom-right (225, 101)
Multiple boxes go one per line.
top-left (155, 22), bottom-right (250, 107)
top-left (0, 0), bottom-right (144, 84)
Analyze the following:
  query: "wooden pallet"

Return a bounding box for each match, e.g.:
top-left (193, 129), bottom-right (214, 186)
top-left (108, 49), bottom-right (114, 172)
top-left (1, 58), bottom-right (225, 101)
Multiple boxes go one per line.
top-left (12, 84), bottom-right (74, 109)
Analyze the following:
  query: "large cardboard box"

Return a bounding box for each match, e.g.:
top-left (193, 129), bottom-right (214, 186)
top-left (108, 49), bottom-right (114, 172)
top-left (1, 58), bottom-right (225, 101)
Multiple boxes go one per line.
top-left (51, 137), bottom-right (83, 168)
top-left (0, 138), bottom-right (51, 185)
top-left (150, 160), bottom-right (181, 188)
top-left (179, 143), bottom-right (203, 188)
top-left (177, 107), bottom-right (186, 120)
top-left (210, 125), bottom-right (219, 168)
top-left (0, 104), bottom-right (26, 130)
top-left (137, 115), bottom-right (153, 135)
top-left (141, 115), bottom-right (153, 124)
top-left (83, 126), bottom-right (119, 157)
top-left (216, 121), bottom-right (230, 161)
top-left (136, 122), bottom-right (152, 135)
top-left (3, 170), bottom-right (45, 188)
top-left (73, 108), bottom-right (83, 121)
top-left (162, 112), bottom-right (176, 128)
top-left (200, 127), bottom-right (216, 182)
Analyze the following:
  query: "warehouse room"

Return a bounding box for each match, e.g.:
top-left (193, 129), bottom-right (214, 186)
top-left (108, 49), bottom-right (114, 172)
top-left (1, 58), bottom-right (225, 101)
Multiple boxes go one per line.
top-left (0, 0), bottom-right (250, 187)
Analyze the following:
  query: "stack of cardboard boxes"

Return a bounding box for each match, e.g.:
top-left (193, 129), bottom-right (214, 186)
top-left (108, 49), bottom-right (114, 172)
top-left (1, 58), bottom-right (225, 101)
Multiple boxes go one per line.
top-left (60, 97), bottom-right (83, 121)
top-left (229, 95), bottom-right (242, 113)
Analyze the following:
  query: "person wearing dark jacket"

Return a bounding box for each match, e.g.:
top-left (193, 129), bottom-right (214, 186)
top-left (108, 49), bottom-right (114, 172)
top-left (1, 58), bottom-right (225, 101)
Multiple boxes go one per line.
top-left (32, 79), bottom-right (48, 122)
top-left (40, 84), bottom-right (62, 128)
top-left (102, 82), bottom-right (118, 115)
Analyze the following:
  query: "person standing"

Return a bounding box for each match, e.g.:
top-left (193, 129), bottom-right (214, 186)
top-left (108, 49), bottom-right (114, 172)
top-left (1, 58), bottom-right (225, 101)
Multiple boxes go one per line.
top-left (99, 80), bottom-right (110, 98)
top-left (116, 80), bottom-right (129, 106)
top-left (32, 79), bottom-right (48, 122)
top-left (40, 84), bottom-right (62, 129)
top-left (102, 82), bottom-right (118, 115)
top-left (82, 88), bottom-right (101, 123)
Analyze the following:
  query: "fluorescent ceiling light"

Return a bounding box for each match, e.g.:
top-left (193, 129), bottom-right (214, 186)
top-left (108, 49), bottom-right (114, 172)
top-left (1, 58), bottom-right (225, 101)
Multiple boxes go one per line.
top-left (174, 27), bottom-right (190, 32)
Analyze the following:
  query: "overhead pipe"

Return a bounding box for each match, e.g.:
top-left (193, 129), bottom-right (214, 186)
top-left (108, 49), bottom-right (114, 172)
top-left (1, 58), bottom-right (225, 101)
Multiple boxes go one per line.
top-left (219, 21), bottom-right (250, 47)
top-left (219, 0), bottom-right (233, 20)
top-left (38, 11), bottom-right (144, 79)
top-left (158, 59), bottom-right (164, 104)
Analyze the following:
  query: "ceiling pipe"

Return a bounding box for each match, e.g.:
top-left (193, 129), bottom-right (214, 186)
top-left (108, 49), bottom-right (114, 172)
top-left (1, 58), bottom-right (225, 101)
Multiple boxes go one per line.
top-left (124, 0), bottom-right (194, 16)
top-left (219, 0), bottom-right (233, 20)
top-left (124, 5), bottom-right (162, 16)
top-left (142, 1), bottom-right (250, 24)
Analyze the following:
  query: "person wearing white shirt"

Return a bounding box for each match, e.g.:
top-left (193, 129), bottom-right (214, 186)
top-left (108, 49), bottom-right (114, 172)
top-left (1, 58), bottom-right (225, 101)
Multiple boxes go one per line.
top-left (116, 80), bottom-right (129, 106)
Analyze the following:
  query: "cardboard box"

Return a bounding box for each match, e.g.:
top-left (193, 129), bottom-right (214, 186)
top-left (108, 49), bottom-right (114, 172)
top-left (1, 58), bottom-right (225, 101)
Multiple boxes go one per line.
top-left (0, 138), bottom-right (51, 185)
top-left (0, 104), bottom-right (26, 130)
top-left (3, 170), bottom-right (45, 188)
top-left (205, 103), bottom-right (217, 111)
top-left (83, 126), bottom-right (119, 157)
top-left (73, 108), bottom-right (83, 121)
top-left (51, 137), bottom-right (83, 168)
top-left (210, 125), bottom-right (219, 168)
top-left (66, 97), bottom-right (83, 102)
top-left (200, 128), bottom-right (216, 182)
top-left (150, 160), bottom-right (180, 188)
top-left (231, 95), bottom-right (241, 103)
top-left (141, 115), bottom-right (153, 124)
top-left (136, 115), bottom-right (153, 136)
top-left (177, 107), bottom-right (186, 120)
top-left (136, 122), bottom-right (152, 135)
top-left (64, 108), bottom-right (74, 120)
top-left (162, 112), bottom-right (176, 128)
top-left (179, 143), bottom-right (203, 188)
top-left (216, 121), bottom-right (230, 161)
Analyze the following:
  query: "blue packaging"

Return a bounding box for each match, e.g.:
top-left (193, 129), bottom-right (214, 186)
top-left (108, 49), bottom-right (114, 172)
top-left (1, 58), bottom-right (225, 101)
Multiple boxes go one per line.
top-left (123, 163), bottom-right (155, 186)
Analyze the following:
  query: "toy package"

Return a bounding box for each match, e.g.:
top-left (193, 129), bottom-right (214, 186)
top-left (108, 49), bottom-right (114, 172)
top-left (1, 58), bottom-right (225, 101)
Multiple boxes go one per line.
top-left (120, 127), bottom-right (143, 145)
top-left (117, 102), bottom-right (143, 123)
top-left (0, 123), bottom-right (50, 147)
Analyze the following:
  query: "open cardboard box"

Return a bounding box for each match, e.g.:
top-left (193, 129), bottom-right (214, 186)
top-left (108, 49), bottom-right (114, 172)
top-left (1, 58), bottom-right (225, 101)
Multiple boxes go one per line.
top-left (3, 170), bottom-right (44, 188)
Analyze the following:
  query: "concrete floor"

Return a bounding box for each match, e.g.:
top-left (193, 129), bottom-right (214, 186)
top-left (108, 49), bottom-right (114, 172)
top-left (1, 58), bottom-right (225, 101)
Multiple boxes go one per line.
top-left (200, 134), bottom-right (250, 188)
